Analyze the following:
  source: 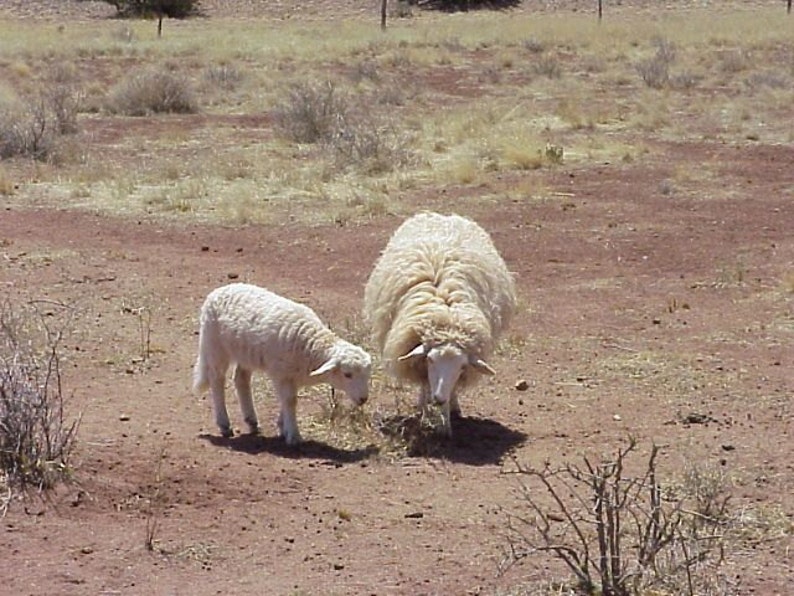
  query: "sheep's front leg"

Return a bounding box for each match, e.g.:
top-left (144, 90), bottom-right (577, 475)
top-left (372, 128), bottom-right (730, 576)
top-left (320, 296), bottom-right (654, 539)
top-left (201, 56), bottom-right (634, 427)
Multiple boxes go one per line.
top-left (210, 373), bottom-right (233, 438)
top-left (439, 400), bottom-right (453, 438)
top-left (234, 366), bottom-right (260, 434)
top-left (274, 380), bottom-right (301, 445)
top-left (449, 391), bottom-right (462, 420)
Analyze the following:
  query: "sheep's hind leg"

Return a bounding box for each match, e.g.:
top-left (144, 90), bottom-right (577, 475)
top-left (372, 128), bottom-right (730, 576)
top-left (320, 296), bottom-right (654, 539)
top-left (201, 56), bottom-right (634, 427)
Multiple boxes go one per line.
top-left (274, 380), bottom-right (301, 445)
top-left (210, 373), bottom-right (233, 438)
top-left (234, 366), bottom-right (260, 434)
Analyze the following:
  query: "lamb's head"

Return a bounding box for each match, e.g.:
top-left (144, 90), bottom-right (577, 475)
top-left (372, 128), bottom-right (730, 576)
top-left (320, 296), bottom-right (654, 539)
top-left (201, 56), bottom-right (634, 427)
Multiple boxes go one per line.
top-left (309, 341), bottom-right (372, 406)
top-left (398, 342), bottom-right (495, 406)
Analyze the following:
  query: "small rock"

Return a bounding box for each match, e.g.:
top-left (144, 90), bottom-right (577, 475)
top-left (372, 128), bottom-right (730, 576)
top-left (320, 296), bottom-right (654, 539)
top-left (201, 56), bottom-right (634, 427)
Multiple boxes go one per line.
top-left (405, 511), bottom-right (424, 519)
top-left (119, 414), bottom-right (131, 422)
top-left (227, 272), bottom-right (239, 280)
top-left (80, 546), bottom-right (94, 555)
top-left (333, 562), bottom-right (345, 571)
top-left (612, 414), bottom-right (622, 421)
top-left (200, 246), bottom-right (210, 252)
top-left (515, 380), bottom-right (529, 391)
top-left (721, 444), bottom-right (736, 452)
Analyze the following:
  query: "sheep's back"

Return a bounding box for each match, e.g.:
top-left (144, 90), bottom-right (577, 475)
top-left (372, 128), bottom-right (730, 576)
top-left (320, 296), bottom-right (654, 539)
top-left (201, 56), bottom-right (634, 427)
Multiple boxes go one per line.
top-left (364, 212), bottom-right (516, 350)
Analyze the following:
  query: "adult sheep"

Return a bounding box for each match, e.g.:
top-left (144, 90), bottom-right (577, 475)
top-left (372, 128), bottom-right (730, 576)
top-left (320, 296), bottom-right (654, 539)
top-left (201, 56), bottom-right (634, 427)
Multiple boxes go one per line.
top-left (193, 283), bottom-right (372, 445)
top-left (363, 212), bottom-right (516, 436)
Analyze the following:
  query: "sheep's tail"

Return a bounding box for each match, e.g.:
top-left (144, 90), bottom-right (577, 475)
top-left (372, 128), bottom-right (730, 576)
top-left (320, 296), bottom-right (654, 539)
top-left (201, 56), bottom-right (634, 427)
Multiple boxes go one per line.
top-left (192, 325), bottom-right (210, 395)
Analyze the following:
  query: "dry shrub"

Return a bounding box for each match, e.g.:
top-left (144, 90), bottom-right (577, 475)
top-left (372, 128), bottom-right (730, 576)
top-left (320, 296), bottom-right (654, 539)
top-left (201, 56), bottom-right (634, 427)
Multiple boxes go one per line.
top-left (106, 66), bottom-right (198, 115)
top-left (1, 100), bottom-right (60, 161)
top-left (274, 80), bottom-right (413, 174)
top-left (0, 74), bottom-right (83, 161)
top-left (273, 80), bottom-right (348, 144)
top-left (501, 439), bottom-right (737, 595)
top-left (0, 299), bottom-right (80, 499)
top-left (637, 37), bottom-right (677, 89)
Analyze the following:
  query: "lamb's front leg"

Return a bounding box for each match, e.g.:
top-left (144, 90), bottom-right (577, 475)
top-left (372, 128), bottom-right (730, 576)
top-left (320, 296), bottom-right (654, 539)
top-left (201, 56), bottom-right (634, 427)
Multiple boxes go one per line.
top-left (234, 366), bottom-right (260, 434)
top-left (274, 379), bottom-right (301, 445)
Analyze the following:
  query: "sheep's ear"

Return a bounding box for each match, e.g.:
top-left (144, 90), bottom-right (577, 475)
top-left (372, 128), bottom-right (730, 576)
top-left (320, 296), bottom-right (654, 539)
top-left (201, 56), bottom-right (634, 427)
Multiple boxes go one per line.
top-left (470, 357), bottom-right (496, 376)
top-left (398, 344), bottom-right (426, 361)
top-left (309, 359), bottom-right (338, 377)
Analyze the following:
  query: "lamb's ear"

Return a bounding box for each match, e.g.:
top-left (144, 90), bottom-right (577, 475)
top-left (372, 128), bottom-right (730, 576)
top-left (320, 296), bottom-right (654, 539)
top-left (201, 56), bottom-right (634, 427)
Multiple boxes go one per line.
top-left (309, 359), bottom-right (338, 377)
top-left (470, 357), bottom-right (496, 376)
top-left (398, 344), bottom-right (426, 361)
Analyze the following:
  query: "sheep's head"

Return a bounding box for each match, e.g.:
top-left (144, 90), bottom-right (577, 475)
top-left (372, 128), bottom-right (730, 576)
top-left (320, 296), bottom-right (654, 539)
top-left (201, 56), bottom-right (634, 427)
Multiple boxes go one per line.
top-left (398, 343), bottom-right (495, 406)
top-left (310, 344), bottom-right (372, 405)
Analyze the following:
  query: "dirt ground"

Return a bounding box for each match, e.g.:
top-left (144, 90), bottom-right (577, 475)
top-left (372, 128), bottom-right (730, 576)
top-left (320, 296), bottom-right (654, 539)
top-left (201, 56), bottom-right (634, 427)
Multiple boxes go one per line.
top-left (1, 2), bottom-right (792, 596)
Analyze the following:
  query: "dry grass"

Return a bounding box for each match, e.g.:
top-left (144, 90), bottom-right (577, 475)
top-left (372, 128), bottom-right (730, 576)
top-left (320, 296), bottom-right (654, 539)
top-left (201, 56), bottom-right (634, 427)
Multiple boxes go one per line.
top-left (0, 7), bottom-right (791, 223)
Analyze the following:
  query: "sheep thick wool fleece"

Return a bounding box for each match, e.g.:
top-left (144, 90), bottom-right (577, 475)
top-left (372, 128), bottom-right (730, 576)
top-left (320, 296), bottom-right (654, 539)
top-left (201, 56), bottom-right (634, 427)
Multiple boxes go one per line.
top-left (363, 212), bottom-right (516, 386)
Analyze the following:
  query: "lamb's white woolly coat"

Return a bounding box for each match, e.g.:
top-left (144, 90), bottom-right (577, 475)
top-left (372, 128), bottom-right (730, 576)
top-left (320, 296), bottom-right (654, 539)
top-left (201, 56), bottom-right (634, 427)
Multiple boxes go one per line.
top-left (364, 212), bottom-right (516, 392)
top-left (193, 283), bottom-right (371, 444)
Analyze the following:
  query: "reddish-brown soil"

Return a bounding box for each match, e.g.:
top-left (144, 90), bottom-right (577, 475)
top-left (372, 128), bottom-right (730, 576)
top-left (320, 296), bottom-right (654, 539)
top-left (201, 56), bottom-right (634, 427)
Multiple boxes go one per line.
top-left (1, 2), bottom-right (792, 596)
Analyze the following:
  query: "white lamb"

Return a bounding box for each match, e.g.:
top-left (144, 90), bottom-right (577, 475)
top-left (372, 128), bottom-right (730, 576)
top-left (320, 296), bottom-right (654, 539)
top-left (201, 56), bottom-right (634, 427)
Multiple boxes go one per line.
top-left (193, 283), bottom-right (372, 445)
top-left (363, 212), bottom-right (516, 436)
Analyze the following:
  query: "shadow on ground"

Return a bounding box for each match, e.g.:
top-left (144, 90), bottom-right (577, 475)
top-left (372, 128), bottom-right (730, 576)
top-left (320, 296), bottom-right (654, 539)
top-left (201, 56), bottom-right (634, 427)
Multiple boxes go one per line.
top-left (198, 432), bottom-right (378, 464)
top-left (377, 414), bottom-right (527, 465)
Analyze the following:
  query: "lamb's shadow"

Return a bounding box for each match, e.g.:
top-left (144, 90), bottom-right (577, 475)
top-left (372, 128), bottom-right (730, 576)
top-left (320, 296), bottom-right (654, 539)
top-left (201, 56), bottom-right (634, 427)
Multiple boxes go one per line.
top-left (378, 414), bottom-right (527, 465)
top-left (199, 432), bottom-right (377, 464)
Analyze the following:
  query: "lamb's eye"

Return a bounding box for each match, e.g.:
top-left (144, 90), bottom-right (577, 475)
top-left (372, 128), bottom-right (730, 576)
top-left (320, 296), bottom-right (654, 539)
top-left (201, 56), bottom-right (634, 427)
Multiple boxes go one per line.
top-left (343, 372), bottom-right (353, 379)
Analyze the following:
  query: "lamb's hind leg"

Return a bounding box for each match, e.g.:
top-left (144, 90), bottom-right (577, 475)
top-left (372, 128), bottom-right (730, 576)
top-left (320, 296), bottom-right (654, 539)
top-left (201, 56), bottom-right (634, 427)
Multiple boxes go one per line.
top-left (234, 366), bottom-right (259, 434)
top-left (209, 372), bottom-right (232, 438)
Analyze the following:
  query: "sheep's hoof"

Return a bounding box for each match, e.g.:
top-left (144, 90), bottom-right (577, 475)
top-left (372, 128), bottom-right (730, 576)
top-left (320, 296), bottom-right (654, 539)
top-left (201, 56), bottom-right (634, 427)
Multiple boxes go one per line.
top-left (245, 419), bottom-right (260, 435)
top-left (450, 409), bottom-right (463, 421)
top-left (283, 432), bottom-right (302, 446)
top-left (220, 426), bottom-right (234, 438)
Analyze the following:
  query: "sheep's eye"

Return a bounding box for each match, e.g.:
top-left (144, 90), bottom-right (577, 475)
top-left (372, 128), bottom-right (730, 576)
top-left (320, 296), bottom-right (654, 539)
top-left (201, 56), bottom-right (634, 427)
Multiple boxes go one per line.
top-left (343, 372), bottom-right (353, 379)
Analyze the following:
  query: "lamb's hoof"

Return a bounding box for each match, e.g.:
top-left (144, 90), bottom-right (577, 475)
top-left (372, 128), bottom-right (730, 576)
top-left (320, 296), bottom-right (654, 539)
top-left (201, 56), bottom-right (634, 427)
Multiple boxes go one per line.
top-left (220, 426), bottom-right (234, 438)
top-left (245, 419), bottom-right (261, 435)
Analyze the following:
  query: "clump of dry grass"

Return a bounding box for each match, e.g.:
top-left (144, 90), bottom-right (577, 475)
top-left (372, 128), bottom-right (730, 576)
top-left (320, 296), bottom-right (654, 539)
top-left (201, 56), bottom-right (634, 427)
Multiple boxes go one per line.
top-left (106, 66), bottom-right (198, 115)
top-left (203, 62), bottom-right (244, 91)
top-left (304, 379), bottom-right (452, 461)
